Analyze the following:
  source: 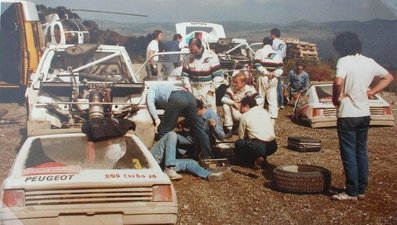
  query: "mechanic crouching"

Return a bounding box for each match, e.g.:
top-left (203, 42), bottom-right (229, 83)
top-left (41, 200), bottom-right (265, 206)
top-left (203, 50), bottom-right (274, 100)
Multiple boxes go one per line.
top-left (234, 96), bottom-right (278, 169)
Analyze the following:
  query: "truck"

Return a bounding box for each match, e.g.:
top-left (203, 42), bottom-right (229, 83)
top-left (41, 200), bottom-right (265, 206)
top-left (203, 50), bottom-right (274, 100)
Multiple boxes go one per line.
top-left (0, 0), bottom-right (45, 95)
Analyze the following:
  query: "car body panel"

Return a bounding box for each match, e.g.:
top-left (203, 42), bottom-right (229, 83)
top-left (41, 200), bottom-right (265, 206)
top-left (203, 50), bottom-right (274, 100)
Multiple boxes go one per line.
top-left (25, 44), bottom-right (156, 148)
top-left (175, 22), bottom-right (226, 47)
top-left (175, 22), bottom-right (255, 76)
top-left (293, 82), bottom-right (395, 128)
top-left (1, 133), bottom-right (177, 225)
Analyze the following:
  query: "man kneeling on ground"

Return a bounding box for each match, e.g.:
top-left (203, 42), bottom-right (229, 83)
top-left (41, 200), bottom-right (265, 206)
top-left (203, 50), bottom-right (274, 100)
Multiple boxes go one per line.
top-left (234, 96), bottom-right (277, 169)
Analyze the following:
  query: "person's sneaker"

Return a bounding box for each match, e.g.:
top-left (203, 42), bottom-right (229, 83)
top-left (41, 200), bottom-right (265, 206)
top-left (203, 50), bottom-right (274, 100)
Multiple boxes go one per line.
top-left (207, 170), bottom-right (231, 182)
top-left (223, 129), bottom-right (233, 139)
top-left (358, 194), bottom-right (365, 200)
top-left (280, 105), bottom-right (285, 109)
top-left (332, 192), bottom-right (358, 201)
top-left (165, 168), bottom-right (182, 181)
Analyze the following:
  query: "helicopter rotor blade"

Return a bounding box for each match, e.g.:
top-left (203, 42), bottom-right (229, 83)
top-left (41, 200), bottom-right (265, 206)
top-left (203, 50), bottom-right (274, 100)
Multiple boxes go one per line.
top-left (71, 9), bottom-right (148, 17)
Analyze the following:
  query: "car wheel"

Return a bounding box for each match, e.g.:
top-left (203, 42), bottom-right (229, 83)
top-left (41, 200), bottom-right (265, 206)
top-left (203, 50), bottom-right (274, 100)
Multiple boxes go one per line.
top-left (272, 164), bottom-right (331, 194)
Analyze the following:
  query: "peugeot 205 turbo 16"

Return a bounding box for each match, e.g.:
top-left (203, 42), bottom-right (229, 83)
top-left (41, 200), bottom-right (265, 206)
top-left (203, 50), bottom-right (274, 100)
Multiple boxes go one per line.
top-left (0, 133), bottom-right (177, 225)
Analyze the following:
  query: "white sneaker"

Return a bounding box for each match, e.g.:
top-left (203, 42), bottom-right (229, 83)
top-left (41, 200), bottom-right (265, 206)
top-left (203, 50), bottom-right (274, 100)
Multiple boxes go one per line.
top-left (165, 168), bottom-right (182, 181)
top-left (332, 192), bottom-right (358, 201)
top-left (207, 171), bottom-right (231, 182)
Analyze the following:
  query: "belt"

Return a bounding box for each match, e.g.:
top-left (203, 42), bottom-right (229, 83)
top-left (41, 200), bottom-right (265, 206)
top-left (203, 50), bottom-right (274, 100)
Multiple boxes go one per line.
top-left (253, 138), bottom-right (275, 144)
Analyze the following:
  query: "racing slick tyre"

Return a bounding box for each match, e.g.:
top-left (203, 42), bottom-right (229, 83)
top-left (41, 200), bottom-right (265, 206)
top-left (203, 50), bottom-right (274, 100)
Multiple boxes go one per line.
top-left (272, 164), bottom-right (331, 194)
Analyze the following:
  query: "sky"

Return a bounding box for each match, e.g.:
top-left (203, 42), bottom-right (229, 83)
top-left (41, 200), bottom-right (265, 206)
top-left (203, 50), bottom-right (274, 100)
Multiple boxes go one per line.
top-left (30, 0), bottom-right (397, 24)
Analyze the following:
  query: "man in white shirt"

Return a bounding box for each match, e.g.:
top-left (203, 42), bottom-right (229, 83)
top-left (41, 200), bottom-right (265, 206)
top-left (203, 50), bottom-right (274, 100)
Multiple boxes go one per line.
top-left (254, 37), bottom-right (283, 121)
top-left (146, 30), bottom-right (163, 76)
top-left (270, 28), bottom-right (287, 109)
top-left (234, 96), bottom-right (277, 169)
top-left (331, 32), bottom-right (393, 201)
top-left (270, 28), bottom-right (286, 59)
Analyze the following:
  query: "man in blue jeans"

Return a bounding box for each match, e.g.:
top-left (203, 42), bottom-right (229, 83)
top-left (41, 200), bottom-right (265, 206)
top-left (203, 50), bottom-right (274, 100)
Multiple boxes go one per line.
top-left (150, 131), bottom-right (230, 181)
top-left (331, 32), bottom-right (393, 201)
top-left (146, 84), bottom-right (214, 159)
top-left (176, 99), bottom-right (226, 155)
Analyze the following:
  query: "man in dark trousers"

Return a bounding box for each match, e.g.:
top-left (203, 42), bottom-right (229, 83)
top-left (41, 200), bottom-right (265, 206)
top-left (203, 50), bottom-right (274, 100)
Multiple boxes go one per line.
top-left (234, 96), bottom-right (277, 169)
top-left (146, 84), bottom-right (215, 159)
top-left (331, 32), bottom-right (393, 201)
top-left (163, 33), bottom-right (183, 75)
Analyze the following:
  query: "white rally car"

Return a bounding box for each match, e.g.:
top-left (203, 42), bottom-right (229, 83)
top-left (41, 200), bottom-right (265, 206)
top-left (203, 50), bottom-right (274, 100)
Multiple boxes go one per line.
top-left (26, 44), bottom-right (157, 148)
top-left (176, 22), bottom-right (255, 75)
top-left (293, 82), bottom-right (395, 128)
top-left (0, 133), bottom-right (177, 225)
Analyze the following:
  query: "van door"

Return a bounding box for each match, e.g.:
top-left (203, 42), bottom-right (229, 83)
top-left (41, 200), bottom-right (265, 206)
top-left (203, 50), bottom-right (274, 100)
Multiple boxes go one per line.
top-left (0, 2), bottom-right (24, 88)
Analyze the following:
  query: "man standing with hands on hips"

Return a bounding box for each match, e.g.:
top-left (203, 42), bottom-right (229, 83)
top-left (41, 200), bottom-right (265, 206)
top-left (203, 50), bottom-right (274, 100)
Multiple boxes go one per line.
top-left (331, 32), bottom-right (393, 201)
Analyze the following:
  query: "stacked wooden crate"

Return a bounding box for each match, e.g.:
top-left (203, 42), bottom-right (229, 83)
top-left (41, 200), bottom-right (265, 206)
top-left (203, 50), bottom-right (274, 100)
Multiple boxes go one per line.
top-left (283, 38), bottom-right (319, 62)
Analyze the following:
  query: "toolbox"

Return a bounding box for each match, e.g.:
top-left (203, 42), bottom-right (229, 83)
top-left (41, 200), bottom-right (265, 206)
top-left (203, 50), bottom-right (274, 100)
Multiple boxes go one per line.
top-left (287, 136), bottom-right (321, 152)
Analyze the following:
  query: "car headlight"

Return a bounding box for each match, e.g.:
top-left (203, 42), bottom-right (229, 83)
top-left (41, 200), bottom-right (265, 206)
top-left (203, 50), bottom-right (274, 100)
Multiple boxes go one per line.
top-left (383, 106), bottom-right (392, 115)
top-left (152, 185), bottom-right (173, 202)
top-left (312, 108), bottom-right (324, 117)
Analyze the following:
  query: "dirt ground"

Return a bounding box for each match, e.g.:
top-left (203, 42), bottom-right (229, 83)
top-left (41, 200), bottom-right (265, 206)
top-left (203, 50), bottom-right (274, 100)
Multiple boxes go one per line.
top-left (0, 92), bottom-right (396, 225)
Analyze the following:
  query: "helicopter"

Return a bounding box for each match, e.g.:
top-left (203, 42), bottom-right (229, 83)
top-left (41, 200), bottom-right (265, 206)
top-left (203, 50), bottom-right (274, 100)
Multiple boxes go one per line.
top-left (43, 12), bottom-right (89, 46)
top-left (41, 7), bottom-right (147, 46)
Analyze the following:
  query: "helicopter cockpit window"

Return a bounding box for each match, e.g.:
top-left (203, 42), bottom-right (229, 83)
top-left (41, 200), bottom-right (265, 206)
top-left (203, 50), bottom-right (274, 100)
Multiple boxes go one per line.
top-left (62, 20), bottom-right (80, 31)
top-left (62, 20), bottom-right (88, 44)
top-left (54, 24), bottom-right (61, 44)
top-left (64, 32), bottom-right (78, 44)
top-left (45, 28), bottom-right (52, 45)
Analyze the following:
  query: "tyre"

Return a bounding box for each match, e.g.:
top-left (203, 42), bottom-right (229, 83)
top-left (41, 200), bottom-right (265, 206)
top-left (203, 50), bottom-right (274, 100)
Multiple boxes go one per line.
top-left (272, 164), bottom-right (331, 194)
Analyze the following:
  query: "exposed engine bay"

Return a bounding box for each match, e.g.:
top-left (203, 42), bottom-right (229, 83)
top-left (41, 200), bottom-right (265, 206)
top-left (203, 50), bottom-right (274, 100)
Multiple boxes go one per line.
top-left (26, 44), bottom-right (155, 147)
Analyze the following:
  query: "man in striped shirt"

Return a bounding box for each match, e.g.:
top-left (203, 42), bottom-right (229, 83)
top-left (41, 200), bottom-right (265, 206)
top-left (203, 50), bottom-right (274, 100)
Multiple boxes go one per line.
top-left (181, 38), bottom-right (225, 112)
top-left (254, 37), bottom-right (284, 122)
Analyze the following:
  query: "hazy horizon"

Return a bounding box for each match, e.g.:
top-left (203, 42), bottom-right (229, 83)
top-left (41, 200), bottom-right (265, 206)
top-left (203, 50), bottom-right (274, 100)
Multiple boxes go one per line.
top-left (30, 0), bottom-right (397, 24)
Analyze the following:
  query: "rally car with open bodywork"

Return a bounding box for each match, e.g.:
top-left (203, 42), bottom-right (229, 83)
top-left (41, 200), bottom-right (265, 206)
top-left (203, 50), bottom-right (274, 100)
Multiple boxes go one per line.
top-left (293, 82), bottom-right (395, 128)
top-left (0, 133), bottom-right (177, 225)
top-left (25, 44), bottom-right (157, 147)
